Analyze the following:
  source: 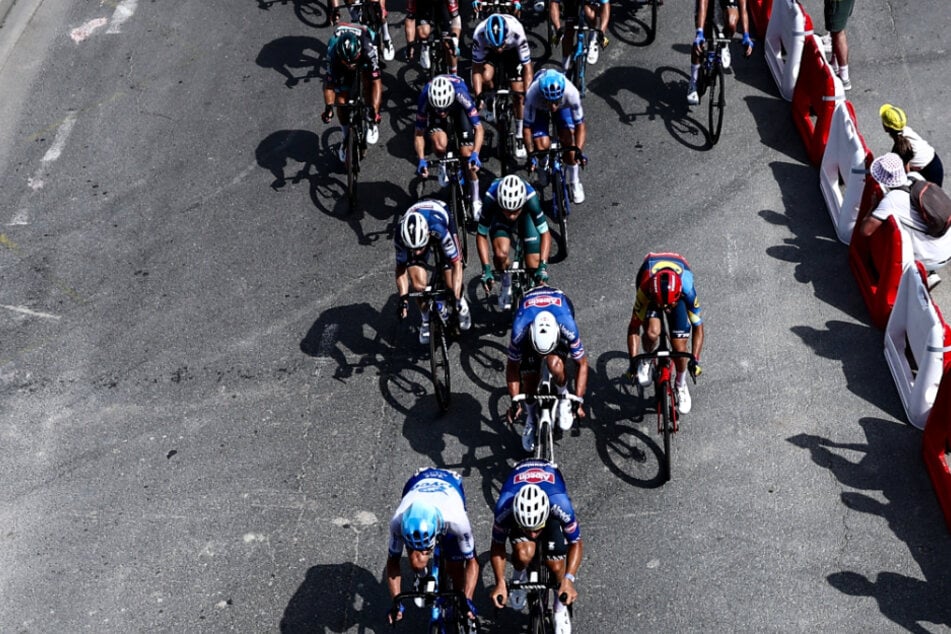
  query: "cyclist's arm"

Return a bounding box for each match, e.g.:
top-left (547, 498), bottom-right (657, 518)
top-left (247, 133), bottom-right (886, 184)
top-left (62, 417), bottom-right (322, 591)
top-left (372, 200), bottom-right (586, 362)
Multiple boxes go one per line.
top-left (574, 352), bottom-right (588, 400)
top-left (472, 120), bottom-right (485, 156)
top-left (572, 120), bottom-right (586, 152)
top-left (396, 262), bottom-right (411, 298)
top-left (414, 128), bottom-right (428, 162)
top-left (626, 306), bottom-right (643, 357)
top-left (386, 553), bottom-right (403, 599)
top-left (463, 553), bottom-right (480, 600)
top-left (549, 0), bottom-right (561, 31)
top-left (559, 538), bottom-right (583, 605)
top-left (691, 322), bottom-right (704, 364)
top-left (451, 257), bottom-right (465, 302)
top-left (369, 75), bottom-right (383, 117)
top-left (489, 539), bottom-right (509, 608)
top-left (476, 227), bottom-right (492, 266)
top-left (506, 358), bottom-right (521, 398)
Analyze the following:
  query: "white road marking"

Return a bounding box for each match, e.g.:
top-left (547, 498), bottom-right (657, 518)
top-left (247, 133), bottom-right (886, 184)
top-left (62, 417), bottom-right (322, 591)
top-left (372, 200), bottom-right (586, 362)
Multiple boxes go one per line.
top-left (70, 18), bottom-right (108, 43)
top-left (27, 112), bottom-right (78, 193)
top-left (1, 305), bottom-right (61, 320)
top-left (106, 0), bottom-right (138, 33)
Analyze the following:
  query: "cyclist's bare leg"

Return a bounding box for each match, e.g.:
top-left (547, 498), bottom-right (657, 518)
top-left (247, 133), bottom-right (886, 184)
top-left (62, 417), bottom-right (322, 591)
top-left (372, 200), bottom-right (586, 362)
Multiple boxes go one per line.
top-left (430, 128), bottom-right (449, 155)
top-left (512, 78), bottom-right (526, 121)
top-left (472, 62), bottom-right (493, 100)
top-left (449, 16), bottom-right (462, 73)
top-left (544, 353), bottom-right (568, 389)
top-left (491, 236), bottom-right (512, 271)
top-left (671, 335), bottom-right (689, 378)
top-left (408, 548), bottom-right (433, 573)
top-left (723, 6), bottom-right (739, 38)
top-left (558, 127), bottom-right (576, 165)
top-left (409, 265), bottom-right (430, 311)
top-left (641, 318), bottom-right (661, 353)
top-left (405, 18), bottom-right (418, 54)
top-left (512, 538), bottom-right (537, 570)
top-left (524, 252), bottom-right (541, 272)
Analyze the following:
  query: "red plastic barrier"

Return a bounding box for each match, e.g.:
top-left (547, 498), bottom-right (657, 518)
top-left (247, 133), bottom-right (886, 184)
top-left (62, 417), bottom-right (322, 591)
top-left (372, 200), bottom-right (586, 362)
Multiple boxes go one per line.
top-left (848, 215), bottom-right (911, 329)
top-left (791, 35), bottom-right (841, 166)
top-left (922, 369), bottom-right (951, 533)
top-left (748, 0), bottom-right (773, 39)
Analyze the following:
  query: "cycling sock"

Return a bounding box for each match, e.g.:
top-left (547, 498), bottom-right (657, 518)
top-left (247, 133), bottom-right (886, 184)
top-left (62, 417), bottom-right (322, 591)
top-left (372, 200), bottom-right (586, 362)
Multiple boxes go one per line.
top-left (382, 22), bottom-right (391, 41)
top-left (469, 179), bottom-right (479, 204)
top-left (690, 64), bottom-right (700, 84)
top-left (676, 373), bottom-right (687, 387)
top-left (568, 164), bottom-right (580, 183)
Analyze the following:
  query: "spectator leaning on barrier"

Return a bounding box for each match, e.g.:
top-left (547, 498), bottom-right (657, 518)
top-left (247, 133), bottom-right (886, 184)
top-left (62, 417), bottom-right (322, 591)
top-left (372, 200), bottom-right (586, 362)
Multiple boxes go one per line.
top-left (824, 0), bottom-right (853, 90)
top-left (880, 104), bottom-right (944, 187)
top-left (859, 153), bottom-right (951, 289)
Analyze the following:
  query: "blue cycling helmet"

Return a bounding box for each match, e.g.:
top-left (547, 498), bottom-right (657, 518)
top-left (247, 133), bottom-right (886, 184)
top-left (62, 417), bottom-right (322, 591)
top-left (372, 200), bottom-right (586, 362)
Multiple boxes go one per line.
top-left (486, 14), bottom-right (507, 48)
top-left (401, 501), bottom-right (444, 551)
top-left (538, 69), bottom-right (566, 102)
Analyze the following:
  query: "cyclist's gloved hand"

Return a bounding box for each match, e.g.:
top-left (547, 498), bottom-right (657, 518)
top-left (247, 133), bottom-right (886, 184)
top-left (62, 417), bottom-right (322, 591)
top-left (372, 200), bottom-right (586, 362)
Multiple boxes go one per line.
top-left (624, 357), bottom-right (638, 382)
top-left (688, 359), bottom-right (702, 378)
top-left (416, 158), bottom-right (428, 176)
top-left (534, 261), bottom-right (549, 284)
top-left (552, 26), bottom-right (565, 46)
top-left (469, 151), bottom-right (482, 169)
top-left (481, 264), bottom-right (495, 289)
top-left (576, 151), bottom-right (588, 168)
top-left (397, 294), bottom-right (410, 320)
top-left (507, 400), bottom-right (521, 423)
top-left (741, 32), bottom-right (755, 56)
top-left (321, 105), bottom-right (334, 124)
top-left (528, 156), bottom-right (539, 172)
top-left (465, 598), bottom-right (478, 618)
top-left (387, 601), bottom-right (405, 624)
top-left (693, 29), bottom-right (705, 51)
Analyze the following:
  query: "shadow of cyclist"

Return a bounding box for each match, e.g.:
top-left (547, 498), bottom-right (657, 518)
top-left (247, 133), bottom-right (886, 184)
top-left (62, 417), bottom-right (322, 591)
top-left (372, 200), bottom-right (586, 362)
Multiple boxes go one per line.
top-left (256, 129), bottom-right (323, 190)
top-left (280, 561), bottom-right (386, 633)
top-left (256, 36), bottom-right (325, 88)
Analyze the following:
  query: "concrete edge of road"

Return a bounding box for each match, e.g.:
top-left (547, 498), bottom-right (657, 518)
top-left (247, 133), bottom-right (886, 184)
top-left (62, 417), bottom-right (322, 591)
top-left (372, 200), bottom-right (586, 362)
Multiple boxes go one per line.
top-left (0, 0), bottom-right (44, 75)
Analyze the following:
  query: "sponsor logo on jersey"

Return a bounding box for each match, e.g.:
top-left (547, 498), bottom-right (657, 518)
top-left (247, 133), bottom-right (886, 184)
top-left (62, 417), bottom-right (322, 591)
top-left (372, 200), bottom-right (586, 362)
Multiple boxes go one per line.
top-left (524, 295), bottom-right (563, 309)
top-left (514, 468), bottom-right (555, 484)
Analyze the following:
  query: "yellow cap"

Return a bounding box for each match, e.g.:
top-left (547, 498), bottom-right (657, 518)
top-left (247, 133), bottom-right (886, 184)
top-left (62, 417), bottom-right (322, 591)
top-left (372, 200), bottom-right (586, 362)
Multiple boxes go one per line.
top-left (879, 104), bottom-right (907, 131)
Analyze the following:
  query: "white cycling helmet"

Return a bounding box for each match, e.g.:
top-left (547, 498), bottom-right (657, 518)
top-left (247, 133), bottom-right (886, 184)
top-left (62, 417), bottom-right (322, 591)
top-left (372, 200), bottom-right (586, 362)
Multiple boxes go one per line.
top-left (497, 174), bottom-right (527, 211)
top-left (530, 311), bottom-right (559, 355)
top-left (400, 210), bottom-right (430, 249)
top-left (428, 76), bottom-right (455, 110)
top-left (513, 484), bottom-right (550, 531)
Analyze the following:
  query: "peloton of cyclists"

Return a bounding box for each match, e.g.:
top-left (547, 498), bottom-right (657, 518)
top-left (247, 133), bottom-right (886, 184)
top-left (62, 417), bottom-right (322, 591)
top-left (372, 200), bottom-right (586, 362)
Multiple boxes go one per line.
top-left (626, 252), bottom-right (704, 414)
top-left (470, 12), bottom-right (534, 160)
top-left (489, 458), bottom-right (582, 634)
top-left (522, 68), bottom-right (588, 204)
top-left (415, 75), bottom-right (486, 220)
top-left (404, 0), bottom-right (463, 74)
top-left (395, 200), bottom-right (473, 344)
top-left (550, 0), bottom-right (611, 68)
top-left (386, 467), bottom-right (479, 628)
top-left (507, 284), bottom-right (589, 451)
top-left (321, 25), bottom-right (384, 160)
top-left (476, 174), bottom-right (551, 309)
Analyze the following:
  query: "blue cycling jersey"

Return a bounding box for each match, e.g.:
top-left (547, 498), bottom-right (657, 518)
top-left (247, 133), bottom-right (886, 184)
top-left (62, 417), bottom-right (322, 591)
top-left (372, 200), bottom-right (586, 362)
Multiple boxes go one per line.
top-left (492, 459), bottom-right (581, 543)
top-left (508, 286), bottom-right (585, 362)
top-left (416, 74), bottom-right (482, 131)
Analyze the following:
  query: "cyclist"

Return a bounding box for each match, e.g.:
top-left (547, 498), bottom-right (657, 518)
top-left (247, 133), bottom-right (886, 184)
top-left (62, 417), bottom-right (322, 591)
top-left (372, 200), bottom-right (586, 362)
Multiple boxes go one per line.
top-left (331, 0), bottom-right (396, 61)
top-left (489, 458), bottom-right (582, 634)
top-left (387, 467), bottom-right (479, 628)
top-left (550, 0), bottom-right (611, 68)
top-left (626, 252), bottom-right (704, 414)
top-left (686, 0), bottom-right (754, 105)
top-left (477, 174), bottom-right (551, 309)
top-left (507, 285), bottom-right (588, 450)
top-left (395, 200), bottom-right (473, 344)
top-left (470, 13), bottom-right (534, 160)
top-left (321, 26), bottom-right (384, 160)
top-left (404, 0), bottom-right (462, 74)
top-left (522, 69), bottom-right (588, 204)
top-left (415, 75), bottom-right (485, 220)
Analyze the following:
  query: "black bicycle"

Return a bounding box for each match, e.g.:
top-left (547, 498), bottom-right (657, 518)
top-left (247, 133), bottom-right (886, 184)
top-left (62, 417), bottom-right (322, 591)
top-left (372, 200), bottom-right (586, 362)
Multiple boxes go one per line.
top-left (409, 281), bottom-right (456, 412)
top-left (484, 62), bottom-right (522, 175)
top-left (630, 307), bottom-right (696, 482)
top-left (391, 540), bottom-right (478, 633)
top-left (342, 75), bottom-right (370, 212)
top-left (503, 541), bottom-right (572, 634)
top-left (529, 141), bottom-right (581, 259)
top-left (430, 152), bottom-right (473, 265)
top-left (483, 221), bottom-right (533, 313)
top-left (695, 16), bottom-right (726, 144)
top-left (512, 364), bottom-right (582, 462)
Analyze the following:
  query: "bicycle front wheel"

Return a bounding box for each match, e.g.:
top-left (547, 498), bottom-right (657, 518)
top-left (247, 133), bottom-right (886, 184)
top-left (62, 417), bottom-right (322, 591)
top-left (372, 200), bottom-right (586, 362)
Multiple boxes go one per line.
top-left (707, 62), bottom-right (726, 144)
top-left (346, 130), bottom-right (358, 211)
top-left (450, 179), bottom-right (469, 264)
top-left (658, 381), bottom-right (672, 482)
top-left (530, 596), bottom-right (549, 634)
top-left (429, 316), bottom-right (451, 412)
top-left (551, 168), bottom-right (569, 259)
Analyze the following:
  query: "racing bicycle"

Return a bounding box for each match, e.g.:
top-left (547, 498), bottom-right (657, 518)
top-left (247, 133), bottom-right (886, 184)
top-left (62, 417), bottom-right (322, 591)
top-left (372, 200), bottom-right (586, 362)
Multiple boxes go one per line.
top-left (695, 15), bottom-right (727, 143)
top-left (502, 538), bottom-right (572, 634)
top-left (512, 364), bottom-right (581, 462)
top-left (529, 141), bottom-right (582, 259)
top-left (391, 540), bottom-right (478, 633)
top-left (342, 74), bottom-right (370, 212)
top-left (430, 152), bottom-right (473, 264)
top-left (557, 1), bottom-right (593, 98)
top-left (483, 219), bottom-right (533, 313)
top-left (630, 305), bottom-right (697, 482)
top-left (484, 61), bottom-right (520, 175)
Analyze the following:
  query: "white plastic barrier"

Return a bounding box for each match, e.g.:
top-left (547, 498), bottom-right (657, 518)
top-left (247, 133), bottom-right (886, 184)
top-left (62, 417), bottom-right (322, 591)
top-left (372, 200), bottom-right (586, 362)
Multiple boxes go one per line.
top-left (884, 266), bottom-right (951, 429)
top-left (819, 101), bottom-right (870, 244)
top-left (765, 0), bottom-right (813, 101)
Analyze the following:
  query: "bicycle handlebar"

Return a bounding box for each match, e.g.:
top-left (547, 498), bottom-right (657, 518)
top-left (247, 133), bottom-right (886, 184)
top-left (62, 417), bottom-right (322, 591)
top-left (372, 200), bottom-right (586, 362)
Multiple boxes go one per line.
top-left (511, 393), bottom-right (583, 403)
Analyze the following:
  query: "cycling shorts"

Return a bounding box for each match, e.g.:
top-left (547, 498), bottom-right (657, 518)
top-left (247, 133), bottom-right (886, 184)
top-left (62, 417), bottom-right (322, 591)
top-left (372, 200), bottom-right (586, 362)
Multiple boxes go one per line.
top-left (511, 520), bottom-right (568, 561)
top-left (407, 0), bottom-right (459, 24)
top-left (487, 213), bottom-right (543, 255)
top-left (644, 300), bottom-right (691, 339)
top-left (428, 112), bottom-right (476, 146)
top-left (824, 0), bottom-right (854, 33)
top-left (482, 49), bottom-right (526, 82)
top-left (529, 108), bottom-right (577, 138)
top-left (440, 532), bottom-right (475, 561)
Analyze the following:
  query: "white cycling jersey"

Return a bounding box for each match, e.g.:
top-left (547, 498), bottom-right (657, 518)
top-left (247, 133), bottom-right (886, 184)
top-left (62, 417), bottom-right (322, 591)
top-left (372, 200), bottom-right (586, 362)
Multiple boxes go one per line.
top-left (523, 72), bottom-right (584, 127)
top-left (471, 14), bottom-right (531, 65)
top-left (387, 473), bottom-right (476, 558)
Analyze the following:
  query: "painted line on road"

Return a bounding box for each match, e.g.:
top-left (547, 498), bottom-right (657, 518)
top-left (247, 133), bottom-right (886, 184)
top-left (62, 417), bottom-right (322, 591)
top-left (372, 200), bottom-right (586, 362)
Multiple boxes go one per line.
top-left (0, 305), bottom-right (61, 320)
top-left (26, 111), bottom-right (78, 194)
top-left (70, 17), bottom-right (108, 43)
top-left (106, 0), bottom-right (137, 33)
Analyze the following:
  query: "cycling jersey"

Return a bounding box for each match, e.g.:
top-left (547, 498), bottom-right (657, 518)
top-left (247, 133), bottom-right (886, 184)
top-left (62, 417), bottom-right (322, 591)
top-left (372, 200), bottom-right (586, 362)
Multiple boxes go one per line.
top-left (508, 286), bottom-right (585, 362)
top-left (492, 459), bottom-right (581, 544)
top-left (416, 75), bottom-right (482, 132)
top-left (389, 468), bottom-right (476, 560)
top-left (523, 71), bottom-right (584, 130)
top-left (407, 0), bottom-right (460, 21)
top-left (471, 14), bottom-right (532, 66)
top-left (630, 252), bottom-right (702, 332)
top-left (323, 23), bottom-right (382, 91)
top-left (478, 179), bottom-right (548, 255)
top-left (395, 199), bottom-right (461, 267)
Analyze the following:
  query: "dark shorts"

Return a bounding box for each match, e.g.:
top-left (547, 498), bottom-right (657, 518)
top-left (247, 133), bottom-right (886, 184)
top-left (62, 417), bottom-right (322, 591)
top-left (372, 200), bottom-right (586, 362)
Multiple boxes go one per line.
top-left (644, 300), bottom-right (691, 339)
top-left (824, 0), bottom-right (854, 33)
top-left (511, 521), bottom-right (568, 561)
top-left (428, 112), bottom-right (475, 146)
top-left (487, 214), bottom-right (543, 255)
top-left (529, 108), bottom-right (576, 138)
top-left (484, 49), bottom-right (525, 84)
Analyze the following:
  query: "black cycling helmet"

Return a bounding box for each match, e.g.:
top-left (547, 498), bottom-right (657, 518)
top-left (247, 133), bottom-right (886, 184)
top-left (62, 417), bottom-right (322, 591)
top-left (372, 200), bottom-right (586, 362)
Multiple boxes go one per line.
top-left (336, 32), bottom-right (361, 65)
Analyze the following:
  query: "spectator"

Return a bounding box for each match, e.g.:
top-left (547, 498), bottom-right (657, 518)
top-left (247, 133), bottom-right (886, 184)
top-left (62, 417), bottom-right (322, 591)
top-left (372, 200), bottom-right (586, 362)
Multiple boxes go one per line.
top-left (824, 0), bottom-right (853, 90)
top-left (859, 153), bottom-right (951, 288)
top-left (881, 104), bottom-right (944, 187)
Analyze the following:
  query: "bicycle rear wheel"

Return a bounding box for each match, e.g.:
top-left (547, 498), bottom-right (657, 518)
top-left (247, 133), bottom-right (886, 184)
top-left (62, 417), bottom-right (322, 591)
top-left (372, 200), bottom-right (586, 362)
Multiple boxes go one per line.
top-left (551, 168), bottom-right (569, 259)
top-left (429, 315), bottom-right (451, 411)
top-left (450, 178), bottom-right (469, 264)
top-left (648, 0), bottom-right (658, 44)
top-left (658, 380), bottom-right (672, 482)
top-left (497, 109), bottom-right (512, 175)
top-left (345, 129), bottom-right (358, 211)
top-left (707, 62), bottom-right (726, 145)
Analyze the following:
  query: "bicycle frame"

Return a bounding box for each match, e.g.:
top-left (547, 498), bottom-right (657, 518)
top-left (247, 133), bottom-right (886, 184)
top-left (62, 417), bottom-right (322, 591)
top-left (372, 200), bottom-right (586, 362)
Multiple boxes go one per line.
top-left (408, 271), bottom-right (456, 411)
top-left (343, 73), bottom-right (368, 210)
top-left (696, 5), bottom-right (726, 143)
top-left (392, 542), bottom-right (474, 632)
top-left (506, 537), bottom-right (571, 634)
top-left (567, 2), bottom-right (591, 97)
top-left (429, 152), bottom-right (471, 263)
top-left (512, 364), bottom-right (581, 462)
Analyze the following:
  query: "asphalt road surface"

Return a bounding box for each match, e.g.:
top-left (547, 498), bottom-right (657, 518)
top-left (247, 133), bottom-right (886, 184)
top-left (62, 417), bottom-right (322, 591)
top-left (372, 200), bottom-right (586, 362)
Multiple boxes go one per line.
top-left (1, 0), bottom-right (949, 632)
